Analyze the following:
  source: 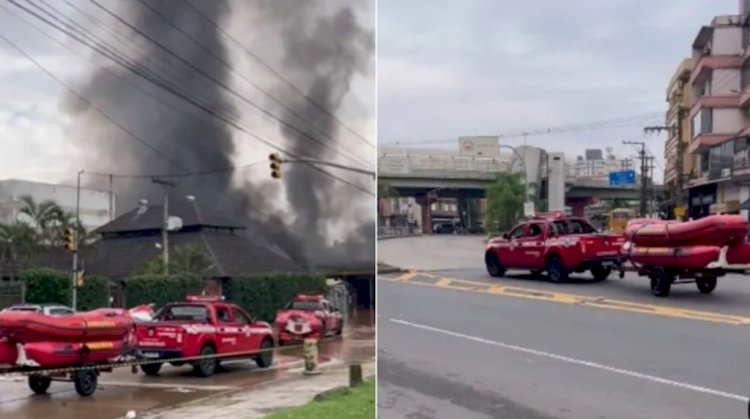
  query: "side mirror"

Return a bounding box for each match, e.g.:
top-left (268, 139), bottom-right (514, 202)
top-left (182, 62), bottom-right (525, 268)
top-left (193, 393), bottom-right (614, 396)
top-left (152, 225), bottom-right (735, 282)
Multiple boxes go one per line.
top-left (501, 233), bottom-right (509, 239)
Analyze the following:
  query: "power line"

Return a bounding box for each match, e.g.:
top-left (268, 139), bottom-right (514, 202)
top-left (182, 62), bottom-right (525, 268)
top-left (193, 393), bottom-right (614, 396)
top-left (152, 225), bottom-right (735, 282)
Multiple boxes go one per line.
top-left (83, 160), bottom-right (268, 180)
top-left (4, 0), bottom-right (373, 196)
top-left (383, 112), bottom-right (665, 146)
top-left (85, 0), bottom-right (372, 170)
top-left (135, 0), bottom-right (375, 159)
top-left (179, 0), bottom-right (374, 149)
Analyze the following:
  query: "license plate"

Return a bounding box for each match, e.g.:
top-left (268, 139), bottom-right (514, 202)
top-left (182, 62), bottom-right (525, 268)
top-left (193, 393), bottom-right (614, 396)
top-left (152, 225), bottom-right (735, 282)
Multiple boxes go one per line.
top-left (294, 324), bottom-right (302, 332)
top-left (142, 352), bottom-right (160, 359)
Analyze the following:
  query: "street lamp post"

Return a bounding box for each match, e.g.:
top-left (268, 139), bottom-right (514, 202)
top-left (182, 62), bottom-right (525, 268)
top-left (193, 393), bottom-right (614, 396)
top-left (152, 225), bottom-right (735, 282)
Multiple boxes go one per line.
top-left (72, 170), bottom-right (83, 310)
top-left (152, 178), bottom-right (177, 275)
top-left (499, 144), bottom-right (530, 204)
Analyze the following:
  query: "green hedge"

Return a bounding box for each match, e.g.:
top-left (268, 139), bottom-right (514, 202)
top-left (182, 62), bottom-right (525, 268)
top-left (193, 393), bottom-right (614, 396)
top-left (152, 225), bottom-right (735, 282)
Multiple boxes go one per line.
top-left (125, 275), bottom-right (204, 309)
top-left (20, 268), bottom-right (110, 311)
top-left (227, 273), bottom-right (328, 322)
top-left (124, 273), bottom-right (328, 322)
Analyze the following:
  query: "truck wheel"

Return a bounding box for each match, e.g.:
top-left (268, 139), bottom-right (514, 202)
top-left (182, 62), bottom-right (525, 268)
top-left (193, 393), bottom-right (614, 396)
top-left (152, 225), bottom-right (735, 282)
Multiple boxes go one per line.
top-left (546, 255), bottom-right (569, 283)
top-left (28, 376), bottom-right (51, 394)
top-left (485, 253), bottom-right (506, 277)
top-left (140, 362), bottom-right (162, 376)
top-left (73, 367), bottom-right (98, 397)
top-left (649, 270), bottom-right (672, 297)
top-left (591, 265), bottom-right (612, 282)
top-left (696, 276), bottom-right (717, 294)
top-left (193, 345), bottom-right (217, 377)
top-left (255, 338), bottom-right (274, 369)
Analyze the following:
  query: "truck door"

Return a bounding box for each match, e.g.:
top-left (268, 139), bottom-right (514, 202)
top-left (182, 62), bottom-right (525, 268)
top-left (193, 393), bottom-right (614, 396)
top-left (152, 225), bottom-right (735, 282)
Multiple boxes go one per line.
top-left (515, 222), bottom-right (546, 269)
top-left (231, 307), bottom-right (258, 354)
top-left (504, 224), bottom-right (528, 267)
top-left (214, 305), bottom-right (241, 354)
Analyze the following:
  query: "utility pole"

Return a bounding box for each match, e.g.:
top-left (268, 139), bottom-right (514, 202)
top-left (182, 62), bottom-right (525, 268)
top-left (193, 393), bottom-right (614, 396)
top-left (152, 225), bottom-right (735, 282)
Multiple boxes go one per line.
top-left (72, 170), bottom-right (83, 311)
top-left (644, 80), bottom-right (686, 215)
top-left (623, 140), bottom-right (648, 216)
top-left (152, 178), bottom-right (176, 275)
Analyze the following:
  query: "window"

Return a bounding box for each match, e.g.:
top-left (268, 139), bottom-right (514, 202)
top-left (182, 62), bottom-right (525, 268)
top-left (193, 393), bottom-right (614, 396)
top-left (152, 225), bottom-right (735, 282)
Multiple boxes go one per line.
top-left (508, 225), bottom-right (525, 239)
top-left (527, 223), bottom-right (543, 237)
top-left (48, 307), bottom-right (74, 316)
top-left (287, 301), bottom-right (321, 311)
top-left (216, 307), bottom-right (231, 323)
top-left (233, 309), bottom-right (251, 325)
top-left (159, 305), bottom-right (209, 322)
top-left (691, 108), bottom-right (713, 138)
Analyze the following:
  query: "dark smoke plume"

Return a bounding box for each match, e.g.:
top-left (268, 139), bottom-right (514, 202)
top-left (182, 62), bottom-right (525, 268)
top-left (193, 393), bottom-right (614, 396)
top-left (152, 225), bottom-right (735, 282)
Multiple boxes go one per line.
top-left (64, 0), bottom-right (375, 267)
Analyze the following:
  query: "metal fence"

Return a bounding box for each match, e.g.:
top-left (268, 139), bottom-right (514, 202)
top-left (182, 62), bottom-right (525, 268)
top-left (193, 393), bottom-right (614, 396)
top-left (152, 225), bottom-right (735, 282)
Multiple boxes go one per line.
top-left (378, 226), bottom-right (421, 238)
top-left (0, 281), bottom-right (24, 309)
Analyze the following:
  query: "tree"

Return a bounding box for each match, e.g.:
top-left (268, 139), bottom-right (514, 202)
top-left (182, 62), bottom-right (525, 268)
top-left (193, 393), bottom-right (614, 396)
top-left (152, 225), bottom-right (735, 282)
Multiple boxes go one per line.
top-left (134, 244), bottom-right (215, 277)
top-left (17, 195), bottom-right (63, 244)
top-left (0, 222), bottom-right (38, 273)
top-left (377, 181), bottom-right (398, 219)
top-left (484, 173), bottom-right (525, 233)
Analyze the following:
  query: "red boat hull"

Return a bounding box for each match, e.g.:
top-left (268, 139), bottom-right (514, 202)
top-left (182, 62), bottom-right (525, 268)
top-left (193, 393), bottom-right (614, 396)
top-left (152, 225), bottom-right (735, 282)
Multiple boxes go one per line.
top-left (0, 310), bottom-right (134, 343)
top-left (0, 339), bottom-right (130, 368)
top-left (625, 245), bottom-right (721, 269)
top-left (625, 215), bottom-right (748, 247)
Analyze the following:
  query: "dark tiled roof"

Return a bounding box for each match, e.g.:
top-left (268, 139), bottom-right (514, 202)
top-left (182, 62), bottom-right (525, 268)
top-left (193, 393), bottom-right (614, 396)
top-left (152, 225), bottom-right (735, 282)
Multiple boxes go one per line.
top-left (96, 201), bottom-right (243, 234)
top-left (81, 230), bottom-right (302, 279)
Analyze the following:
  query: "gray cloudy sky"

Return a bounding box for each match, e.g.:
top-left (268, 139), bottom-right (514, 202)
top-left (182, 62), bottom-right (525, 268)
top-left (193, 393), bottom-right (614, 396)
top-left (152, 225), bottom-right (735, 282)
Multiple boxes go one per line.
top-left (378, 0), bottom-right (738, 180)
top-left (0, 0), bottom-right (374, 188)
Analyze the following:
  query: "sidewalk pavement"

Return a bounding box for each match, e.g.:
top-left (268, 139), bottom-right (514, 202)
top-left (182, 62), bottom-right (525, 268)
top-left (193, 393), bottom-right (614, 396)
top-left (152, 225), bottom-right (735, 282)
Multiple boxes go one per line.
top-left (137, 360), bottom-right (375, 419)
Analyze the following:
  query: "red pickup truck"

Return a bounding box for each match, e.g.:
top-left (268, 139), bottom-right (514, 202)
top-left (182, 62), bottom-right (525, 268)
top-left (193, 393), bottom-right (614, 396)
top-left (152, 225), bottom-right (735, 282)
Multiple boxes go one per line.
top-left (134, 295), bottom-right (275, 377)
top-left (274, 294), bottom-right (344, 345)
top-left (485, 212), bottom-right (625, 283)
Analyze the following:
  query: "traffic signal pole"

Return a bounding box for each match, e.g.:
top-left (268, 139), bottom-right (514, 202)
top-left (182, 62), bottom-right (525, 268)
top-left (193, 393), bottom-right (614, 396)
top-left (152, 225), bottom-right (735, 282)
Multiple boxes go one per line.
top-left (280, 157), bottom-right (376, 179)
top-left (72, 170), bottom-right (82, 311)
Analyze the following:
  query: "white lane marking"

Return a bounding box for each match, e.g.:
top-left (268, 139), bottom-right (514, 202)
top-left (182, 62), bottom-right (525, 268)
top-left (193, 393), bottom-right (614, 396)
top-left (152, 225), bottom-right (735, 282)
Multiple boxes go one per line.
top-left (389, 318), bottom-right (748, 403)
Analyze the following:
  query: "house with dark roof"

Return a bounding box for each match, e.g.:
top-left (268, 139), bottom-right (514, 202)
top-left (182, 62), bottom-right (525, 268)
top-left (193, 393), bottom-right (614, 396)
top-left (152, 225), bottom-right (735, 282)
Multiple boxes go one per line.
top-left (84, 199), bottom-right (302, 279)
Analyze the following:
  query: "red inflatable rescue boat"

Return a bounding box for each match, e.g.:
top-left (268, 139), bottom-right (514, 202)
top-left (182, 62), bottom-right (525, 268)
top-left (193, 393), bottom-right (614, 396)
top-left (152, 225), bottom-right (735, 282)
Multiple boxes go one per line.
top-left (623, 244), bottom-right (722, 269)
top-left (0, 308), bottom-right (134, 343)
top-left (624, 215), bottom-right (748, 247)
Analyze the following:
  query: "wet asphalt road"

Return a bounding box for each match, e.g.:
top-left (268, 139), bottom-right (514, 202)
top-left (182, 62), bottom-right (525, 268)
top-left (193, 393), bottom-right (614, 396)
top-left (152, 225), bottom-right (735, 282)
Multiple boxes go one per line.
top-left (377, 236), bottom-right (750, 419)
top-left (0, 311), bottom-right (375, 419)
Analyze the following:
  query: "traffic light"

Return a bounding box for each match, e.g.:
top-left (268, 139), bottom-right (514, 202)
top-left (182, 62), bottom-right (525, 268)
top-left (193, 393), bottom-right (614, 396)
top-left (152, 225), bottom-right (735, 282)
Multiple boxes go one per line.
top-left (269, 153), bottom-right (282, 179)
top-left (63, 227), bottom-right (75, 252)
top-left (75, 271), bottom-right (85, 287)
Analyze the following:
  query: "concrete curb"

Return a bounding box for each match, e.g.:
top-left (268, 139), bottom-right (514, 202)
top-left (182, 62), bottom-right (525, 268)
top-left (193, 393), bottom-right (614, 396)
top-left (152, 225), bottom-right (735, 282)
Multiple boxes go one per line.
top-left (377, 234), bottom-right (422, 241)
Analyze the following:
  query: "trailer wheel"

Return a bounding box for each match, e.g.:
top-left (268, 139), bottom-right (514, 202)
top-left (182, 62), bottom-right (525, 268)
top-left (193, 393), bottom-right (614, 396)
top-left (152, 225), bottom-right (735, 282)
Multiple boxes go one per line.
top-left (485, 253), bottom-right (506, 277)
top-left (193, 345), bottom-right (217, 377)
top-left (696, 276), bottom-right (717, 294)
top-left (591, 265), bottom-right (612, 282)
top-left (649, 270), bottom-right (672, 297)
top-left (28, 376), bottom-right (51, 394)
top-left (73, 367), bottom-right (98, 397)
top-left (546, 255), bottom-right (569, 284)
top-left (140, 362), bottom-right (162, 376)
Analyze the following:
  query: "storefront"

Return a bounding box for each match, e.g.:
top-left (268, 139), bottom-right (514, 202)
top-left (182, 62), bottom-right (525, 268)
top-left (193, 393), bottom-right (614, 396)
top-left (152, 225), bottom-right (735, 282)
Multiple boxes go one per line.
top-left (688, 183), bottom-right (717, 219)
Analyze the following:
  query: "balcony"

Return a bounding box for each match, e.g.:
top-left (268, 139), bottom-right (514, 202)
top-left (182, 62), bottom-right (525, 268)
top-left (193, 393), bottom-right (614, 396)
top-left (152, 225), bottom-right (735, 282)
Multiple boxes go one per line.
top-left (690, 95), bottom-right (740, 117)
top-left (690, 55), bottom-right (744, 86)
top-left (688, 134), bottom-right (734, 154)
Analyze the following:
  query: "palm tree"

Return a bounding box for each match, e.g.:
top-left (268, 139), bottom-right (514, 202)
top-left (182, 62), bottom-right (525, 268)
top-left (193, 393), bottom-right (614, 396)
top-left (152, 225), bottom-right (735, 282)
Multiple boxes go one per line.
top-left (17, 195), bottom-right (64, 245)
top-left (0, 222), bottom-right (39, 273)
top-left (134, 244), bottom-right (214, 277)
top-left (171, 244), bottom-right (215, 276)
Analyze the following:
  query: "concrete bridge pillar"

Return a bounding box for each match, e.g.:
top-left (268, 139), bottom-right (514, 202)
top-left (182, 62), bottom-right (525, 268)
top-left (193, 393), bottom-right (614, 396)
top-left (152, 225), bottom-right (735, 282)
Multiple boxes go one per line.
top-left (567, 197), bottom-right (593, 217)
top-left (416, 193), bottom-right (437, 234)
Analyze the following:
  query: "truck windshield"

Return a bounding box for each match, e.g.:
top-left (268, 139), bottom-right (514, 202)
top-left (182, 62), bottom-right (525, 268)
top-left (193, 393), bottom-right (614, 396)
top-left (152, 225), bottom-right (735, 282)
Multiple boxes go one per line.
top-left (158, 305), bottom-right (209, 322)
top-left (287, 301), bottom-right (321, 311)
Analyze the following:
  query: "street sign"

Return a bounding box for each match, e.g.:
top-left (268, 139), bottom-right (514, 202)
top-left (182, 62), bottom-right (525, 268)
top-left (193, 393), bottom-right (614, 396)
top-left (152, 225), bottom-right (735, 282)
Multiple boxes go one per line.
top-left (458, 136), bottom-right (499, 157)
top-left (608, 170), bottom-right (636, 186)
top-left (523, 201), bottom-right (535, 217)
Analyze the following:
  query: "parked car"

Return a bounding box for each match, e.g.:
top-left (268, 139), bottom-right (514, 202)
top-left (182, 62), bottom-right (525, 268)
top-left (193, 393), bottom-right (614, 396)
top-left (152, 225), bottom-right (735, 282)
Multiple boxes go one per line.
top-left (3, 304), bottom-right (75, 316)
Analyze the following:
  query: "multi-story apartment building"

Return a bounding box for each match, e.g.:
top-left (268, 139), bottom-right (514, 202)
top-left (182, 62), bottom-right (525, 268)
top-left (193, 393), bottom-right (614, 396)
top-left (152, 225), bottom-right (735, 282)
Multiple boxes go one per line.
top-left (574, 150), bottom-right (634, 183)
top-left (686, 13), bottom-right (748, 219)
top-left (664, 58), bottom-right (694, 213)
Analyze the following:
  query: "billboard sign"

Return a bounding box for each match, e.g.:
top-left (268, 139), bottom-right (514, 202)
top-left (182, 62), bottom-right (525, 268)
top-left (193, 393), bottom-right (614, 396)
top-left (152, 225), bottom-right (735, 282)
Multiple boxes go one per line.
top-left (608, 170), bottom-right (636, 186)
top-left (458, 136), bottom-right (499, 157)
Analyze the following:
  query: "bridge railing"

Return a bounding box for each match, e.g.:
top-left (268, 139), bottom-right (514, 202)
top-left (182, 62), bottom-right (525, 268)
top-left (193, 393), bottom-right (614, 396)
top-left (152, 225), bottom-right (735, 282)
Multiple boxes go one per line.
top-left (378, 225), bottom-right (421, 239)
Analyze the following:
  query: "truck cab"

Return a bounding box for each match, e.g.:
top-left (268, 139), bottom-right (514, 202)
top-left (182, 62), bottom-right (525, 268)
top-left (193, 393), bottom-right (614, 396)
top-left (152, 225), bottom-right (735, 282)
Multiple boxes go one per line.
top-left (485, 212), bottom-right (625, 283)
top-left (134, 295), bottom-right (275, 377)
